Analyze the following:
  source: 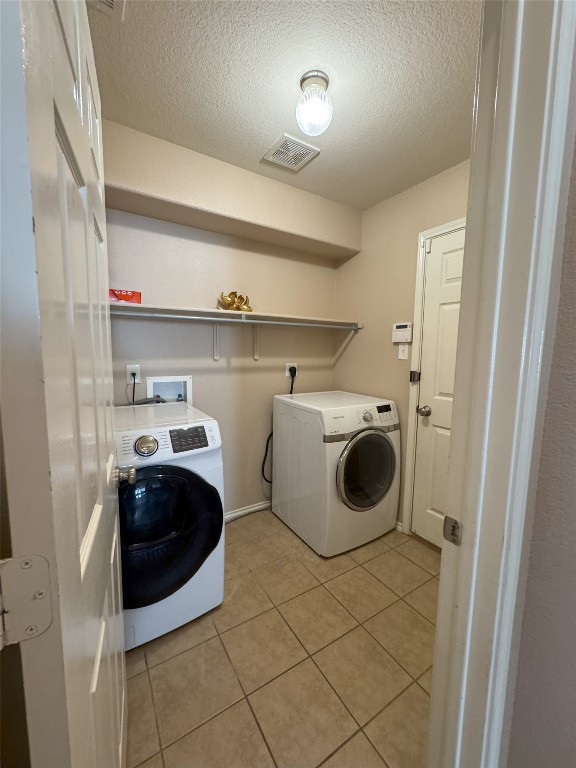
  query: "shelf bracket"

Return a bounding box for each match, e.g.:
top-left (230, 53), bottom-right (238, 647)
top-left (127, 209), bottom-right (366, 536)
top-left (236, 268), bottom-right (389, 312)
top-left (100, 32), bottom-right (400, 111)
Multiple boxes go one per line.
top-left (253, 325), bottom-right (260, 361)
top-left (212, 323), bottom-right (220, 362)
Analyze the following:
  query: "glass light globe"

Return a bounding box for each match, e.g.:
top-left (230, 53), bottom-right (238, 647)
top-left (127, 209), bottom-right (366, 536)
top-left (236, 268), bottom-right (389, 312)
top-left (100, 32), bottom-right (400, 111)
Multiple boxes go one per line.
top-left (296, 83), bottom-right (333, 136)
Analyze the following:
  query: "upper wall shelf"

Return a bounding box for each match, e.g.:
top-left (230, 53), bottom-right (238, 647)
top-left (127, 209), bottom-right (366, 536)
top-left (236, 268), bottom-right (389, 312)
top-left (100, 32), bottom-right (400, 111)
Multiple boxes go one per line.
top-left (109, 303), bottom-right (363, 361)
top-left (109, 302), bottom-right (362, 332)
top-left (103, 122), bottom-right (362, 261)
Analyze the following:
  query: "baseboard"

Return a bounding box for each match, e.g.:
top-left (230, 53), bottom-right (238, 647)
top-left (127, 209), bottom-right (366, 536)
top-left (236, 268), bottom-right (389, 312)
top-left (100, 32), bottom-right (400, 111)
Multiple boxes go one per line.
top-left (225, 501), bottom-right (271, 523)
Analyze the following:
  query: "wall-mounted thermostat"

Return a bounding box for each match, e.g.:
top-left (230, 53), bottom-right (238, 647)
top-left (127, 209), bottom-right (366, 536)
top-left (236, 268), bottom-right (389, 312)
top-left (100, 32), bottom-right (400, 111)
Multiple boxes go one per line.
top-left (392, 322), bottom-right (413, 343)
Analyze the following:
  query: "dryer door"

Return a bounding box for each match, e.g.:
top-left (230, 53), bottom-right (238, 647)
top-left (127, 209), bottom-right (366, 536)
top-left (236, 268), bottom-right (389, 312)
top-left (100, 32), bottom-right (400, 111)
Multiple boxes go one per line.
top-left (118, 465), bottom-right (223, 609)
top-left (336, 429), bottom-right (396, 512)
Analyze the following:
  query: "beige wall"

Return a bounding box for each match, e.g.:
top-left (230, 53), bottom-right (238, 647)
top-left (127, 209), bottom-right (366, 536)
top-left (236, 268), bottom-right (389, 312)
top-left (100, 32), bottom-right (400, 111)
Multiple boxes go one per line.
top-left (333, 161), bottom-right (470, 515)
top-left (103, 121), bottom-right (362, 259)
top-left (108, 161), bottom-right (470, 516)
top-left (108, 210), bottom-right (341, 513)
top-left (507, 155), bottom-right (576, 766)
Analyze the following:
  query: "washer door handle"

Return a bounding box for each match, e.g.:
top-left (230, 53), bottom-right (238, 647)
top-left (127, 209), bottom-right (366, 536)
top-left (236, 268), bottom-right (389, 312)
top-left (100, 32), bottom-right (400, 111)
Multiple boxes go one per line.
top-left (114, 466), bottom-right (136, 488)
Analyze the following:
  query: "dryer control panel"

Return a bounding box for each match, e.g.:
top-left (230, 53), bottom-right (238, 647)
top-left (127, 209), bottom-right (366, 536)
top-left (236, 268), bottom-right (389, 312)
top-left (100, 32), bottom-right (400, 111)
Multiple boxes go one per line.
top-left (353, 402), bottom-right (398, 430)
top-left (355, 402), bottom-right (398, 428)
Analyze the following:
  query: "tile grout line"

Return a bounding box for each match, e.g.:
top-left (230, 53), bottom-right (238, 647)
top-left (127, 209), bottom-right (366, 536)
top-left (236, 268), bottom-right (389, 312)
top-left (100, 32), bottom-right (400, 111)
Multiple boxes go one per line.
top-left (309, 651), bottom-right (367, 728)
top-left (145, 635), bottom-right (244, 757)
top-left (272, 605), bottom-right (312, 658)
top-left (210, 618), bottom-right (280, 768)
top-left (362, 552), bottom-right (439, 580)
top-left (147, 630), bottom-right (279, 763)
top-left (390, 543), bottom-right (442, 577)
top-left (315, 570), bottom-right (400, 624)
top-left (143, 619), bottom-right (219, 672)
top-left (414, 663), bottom-right (434, 693)
top-left (361, 618), bottom-right (430, 682)
top-left (215, 631), bottom-right (280, 768)
top-left (154, 637), bottom-right (246, 751)
top-left (244, 695), bottom-right (280, 768)
top-left (142, 657), bottom-right (167, 768)
top-left (355, 625), bottom-right (422, 684)
top-left (309, 629), bottom-right (419, 732)
top-left (156, 697), bottom-right (247, 754)
top-left (251, 571), bottom-right (323, 609)
top-left (313, 728), bottom-right (364, 768)
top-left (135, 563), bottom-right (434, 686)
top-left (361, 679), bottom-right (430, 736)
top-left (360, 561), bottom-right (438, 599)
top-left (143, 664), bottom-right (167, 768)
top-left (167, 571), bottom-right (432, 696)
top-left (400, 593), bottom-right (438, 626)
top-left (216, 627), bottom-right (254, 699)
top-left (359, 729), bottom-right (393, 768)
top-left (166, 603), bottom-right (427, 707)
top-left (127, 514), bottom-right (437, 767)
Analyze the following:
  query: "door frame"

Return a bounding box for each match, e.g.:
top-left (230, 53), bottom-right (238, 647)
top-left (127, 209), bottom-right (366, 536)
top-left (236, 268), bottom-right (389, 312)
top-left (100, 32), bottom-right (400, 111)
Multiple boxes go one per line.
top-left (400, 217), bottom-right (466, 537)
top-left (429, 1), bottom-right (576, 766)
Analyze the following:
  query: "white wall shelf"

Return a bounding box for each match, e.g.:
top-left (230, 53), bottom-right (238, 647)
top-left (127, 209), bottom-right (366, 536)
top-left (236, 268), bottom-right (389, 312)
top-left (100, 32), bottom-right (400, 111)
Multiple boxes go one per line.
top-left (109, 303), bottom-right (363, 361)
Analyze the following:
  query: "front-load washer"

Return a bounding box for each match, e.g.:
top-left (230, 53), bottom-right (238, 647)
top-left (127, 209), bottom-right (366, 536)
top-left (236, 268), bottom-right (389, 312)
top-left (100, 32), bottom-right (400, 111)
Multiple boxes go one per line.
top-left (114, 402), bottom-right (224, 650)
top-left (272, 391), bottom-right (400, 557)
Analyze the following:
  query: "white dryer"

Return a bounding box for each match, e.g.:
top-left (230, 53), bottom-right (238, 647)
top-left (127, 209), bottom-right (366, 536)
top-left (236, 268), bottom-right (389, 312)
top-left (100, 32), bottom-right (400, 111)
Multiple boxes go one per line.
top-left (115, 402), bottom-right (224, 650)
top-left (272, 391), bottom-right (400, 557)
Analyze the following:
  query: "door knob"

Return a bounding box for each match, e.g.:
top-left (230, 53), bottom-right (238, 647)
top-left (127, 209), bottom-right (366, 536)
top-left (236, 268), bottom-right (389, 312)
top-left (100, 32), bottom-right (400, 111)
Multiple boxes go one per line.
top-left (417, 405), bottom-right (432, 417)
top-left (113, 466), bottom-right (136, 488)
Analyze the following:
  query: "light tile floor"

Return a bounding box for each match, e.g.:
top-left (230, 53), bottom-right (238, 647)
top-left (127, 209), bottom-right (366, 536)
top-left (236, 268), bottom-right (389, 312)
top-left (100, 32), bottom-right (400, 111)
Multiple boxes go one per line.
top-left (125, 510), bottom-right (440, 768)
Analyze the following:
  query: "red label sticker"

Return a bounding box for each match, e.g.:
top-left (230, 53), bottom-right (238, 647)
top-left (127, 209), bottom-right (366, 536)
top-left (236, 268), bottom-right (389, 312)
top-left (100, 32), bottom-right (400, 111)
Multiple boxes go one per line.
top-left (109, 289), bottom-right (141, 303)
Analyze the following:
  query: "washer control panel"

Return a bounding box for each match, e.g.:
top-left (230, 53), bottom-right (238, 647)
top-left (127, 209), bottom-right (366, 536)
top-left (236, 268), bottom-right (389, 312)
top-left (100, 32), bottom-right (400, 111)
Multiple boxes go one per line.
top-left (169, 426), bottom-right (209, 453)
top-left (117, 419), bottom-right (221, 463)
top-left (135, 435), bottom-right (159, 456)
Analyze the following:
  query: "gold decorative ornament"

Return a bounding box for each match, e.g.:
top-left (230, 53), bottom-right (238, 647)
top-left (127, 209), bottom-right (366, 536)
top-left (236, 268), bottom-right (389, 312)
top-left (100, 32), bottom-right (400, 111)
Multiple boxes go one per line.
top-left (218, 291), bottom-right (253, 312)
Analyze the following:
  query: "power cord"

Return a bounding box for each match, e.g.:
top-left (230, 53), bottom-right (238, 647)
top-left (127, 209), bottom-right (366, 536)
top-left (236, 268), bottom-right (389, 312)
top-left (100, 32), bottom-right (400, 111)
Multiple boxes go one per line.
top-left (131, 371), bottom-right (136, 403)
top-left (288, 365), bottom-right (297, 394)
top-left (261, 432), bottom-right (273, 484)
top-left (262, 366), bottom-right (297, 484)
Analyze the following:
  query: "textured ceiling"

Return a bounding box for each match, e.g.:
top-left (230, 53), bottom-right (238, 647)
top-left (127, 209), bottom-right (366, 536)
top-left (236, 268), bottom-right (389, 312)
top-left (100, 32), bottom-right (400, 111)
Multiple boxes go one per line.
top-left (88, 0), bottom-right (481, 210)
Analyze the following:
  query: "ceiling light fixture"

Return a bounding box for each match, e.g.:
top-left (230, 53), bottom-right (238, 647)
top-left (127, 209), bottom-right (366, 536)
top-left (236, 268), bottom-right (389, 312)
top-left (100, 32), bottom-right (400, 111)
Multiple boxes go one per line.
top-left (296, 70), bottom-right (333, 137)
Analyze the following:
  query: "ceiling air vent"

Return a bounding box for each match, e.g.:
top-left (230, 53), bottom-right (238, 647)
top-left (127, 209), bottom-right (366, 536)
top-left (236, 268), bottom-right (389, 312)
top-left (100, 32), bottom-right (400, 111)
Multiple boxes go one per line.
top-left (88, 0), bottom-right (125, 20)
top-left (263, 134), bottom-right (320, 172)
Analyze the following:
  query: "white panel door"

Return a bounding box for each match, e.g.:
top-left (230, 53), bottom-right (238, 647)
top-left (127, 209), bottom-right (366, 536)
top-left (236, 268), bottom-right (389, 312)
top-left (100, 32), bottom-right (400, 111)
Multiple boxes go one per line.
top-left (1, 2), bottom-right (125, 767)
top-left (411, 227), bottom-right (465, 547)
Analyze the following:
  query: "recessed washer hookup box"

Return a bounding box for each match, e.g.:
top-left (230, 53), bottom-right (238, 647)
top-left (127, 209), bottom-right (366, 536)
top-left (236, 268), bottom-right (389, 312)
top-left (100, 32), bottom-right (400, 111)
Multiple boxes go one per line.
top-left (147, 376), bottom-right (193, 404)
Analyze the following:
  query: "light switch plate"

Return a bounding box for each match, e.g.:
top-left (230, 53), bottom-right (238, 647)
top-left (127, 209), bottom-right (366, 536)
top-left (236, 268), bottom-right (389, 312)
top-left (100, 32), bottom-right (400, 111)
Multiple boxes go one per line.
top-left (398, 344), bottom-right (409, 360)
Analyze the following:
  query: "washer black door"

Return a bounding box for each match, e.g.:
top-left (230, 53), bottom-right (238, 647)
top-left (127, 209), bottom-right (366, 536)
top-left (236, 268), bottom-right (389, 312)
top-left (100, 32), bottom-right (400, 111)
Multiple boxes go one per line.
top-left (118, 465), bottom-right (223, 609)
top-left (336, 429), bottom-right (396, 511)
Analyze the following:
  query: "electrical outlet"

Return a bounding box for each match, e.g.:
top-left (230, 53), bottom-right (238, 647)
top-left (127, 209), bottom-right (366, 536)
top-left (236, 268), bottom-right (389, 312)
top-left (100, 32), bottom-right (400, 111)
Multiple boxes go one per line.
top-left (126, 364), bottom-right (141, 383)
top-left (285, 363), bottom-right (298, 377)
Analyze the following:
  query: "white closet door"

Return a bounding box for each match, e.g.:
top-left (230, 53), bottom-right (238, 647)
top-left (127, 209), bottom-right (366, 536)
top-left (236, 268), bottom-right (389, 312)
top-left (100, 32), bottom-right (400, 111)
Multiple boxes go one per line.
top-left (411, 227), bottom-right (465, 547)
top-left (1, 2), bottom-right (125, 766)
